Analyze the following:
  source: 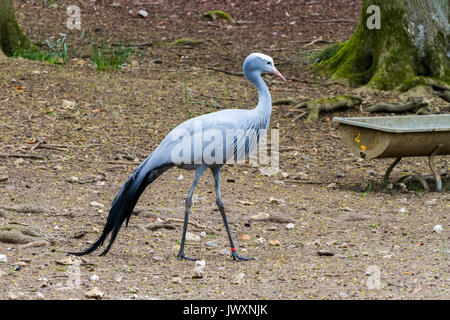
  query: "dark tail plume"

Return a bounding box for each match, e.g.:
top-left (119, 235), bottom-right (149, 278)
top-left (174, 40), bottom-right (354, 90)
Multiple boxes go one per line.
top-left (69, 160), bottom-right (172, 256)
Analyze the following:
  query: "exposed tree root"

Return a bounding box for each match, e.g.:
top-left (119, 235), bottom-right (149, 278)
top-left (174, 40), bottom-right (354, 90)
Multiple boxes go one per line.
top-left (289, 95), bottom-right (363, 122)
top-left (0, 229), bottom-right (35, 244)
top-left (365, 100), bottom-right (430, 114)
top-left (438, 91), bottom-right (450, 102)
top-left (397, 77), bottom-right (450, 93)
top-left (0, 204), bottom-right (50, 214)
top-left (0, 224), bottom-right (40, 244)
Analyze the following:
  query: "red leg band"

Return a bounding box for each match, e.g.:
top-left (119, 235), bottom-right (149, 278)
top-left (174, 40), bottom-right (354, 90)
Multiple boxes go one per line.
top-left (231, 248), bottom-right (236, 252)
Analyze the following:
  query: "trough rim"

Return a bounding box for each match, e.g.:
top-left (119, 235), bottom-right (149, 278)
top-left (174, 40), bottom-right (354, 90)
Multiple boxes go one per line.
top-left (332, 114), bottom-right (450, 133)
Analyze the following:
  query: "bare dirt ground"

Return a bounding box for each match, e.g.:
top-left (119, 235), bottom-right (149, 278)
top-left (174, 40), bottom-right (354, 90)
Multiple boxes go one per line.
top-left (0, 0), bottom-right (448, 300)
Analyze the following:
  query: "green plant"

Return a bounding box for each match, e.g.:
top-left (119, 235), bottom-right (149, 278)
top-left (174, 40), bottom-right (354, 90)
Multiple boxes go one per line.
top-left (184, 80), bottom-right (189, 104)
top-left (91, 44), bottom-right (133, 71)
top-left (13, 34), bottom-right (69, 64)
top-left (45, 34), bottom-right (69, 63)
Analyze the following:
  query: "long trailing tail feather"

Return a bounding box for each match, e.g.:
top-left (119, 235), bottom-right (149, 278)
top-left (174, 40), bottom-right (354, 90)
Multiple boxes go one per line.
top-left (69, 160), bottom-right (172, 256)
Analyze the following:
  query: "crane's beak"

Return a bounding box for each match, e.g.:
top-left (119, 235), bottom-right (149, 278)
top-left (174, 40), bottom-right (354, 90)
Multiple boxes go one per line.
top-left (272, 67), bottom-right (287, 82)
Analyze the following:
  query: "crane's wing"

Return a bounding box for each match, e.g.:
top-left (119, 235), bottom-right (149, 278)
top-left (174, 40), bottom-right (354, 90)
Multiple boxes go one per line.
top-left (157, 109), bottom-right (269, 166)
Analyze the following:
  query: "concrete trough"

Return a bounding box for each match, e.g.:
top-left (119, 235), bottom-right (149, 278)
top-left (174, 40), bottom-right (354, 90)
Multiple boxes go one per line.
top-left (333, 114), bottom-right (450, 191)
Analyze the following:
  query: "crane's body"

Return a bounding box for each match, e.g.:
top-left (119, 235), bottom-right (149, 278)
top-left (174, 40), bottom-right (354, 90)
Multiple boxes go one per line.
top-left (69, 53), bottom-right (286, 261)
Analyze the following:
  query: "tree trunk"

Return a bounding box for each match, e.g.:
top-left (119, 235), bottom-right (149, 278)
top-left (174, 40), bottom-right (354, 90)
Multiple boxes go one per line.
top-left (317, 0), bottom-right (449, 91)
top-left (0, 0), bottom-right (35, 56)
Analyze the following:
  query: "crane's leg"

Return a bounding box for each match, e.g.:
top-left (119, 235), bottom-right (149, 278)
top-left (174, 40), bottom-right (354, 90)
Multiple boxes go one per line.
top-left (211, 166), bottom-right (253, 262)
top-left (177, 165), bottom-right (207, 261)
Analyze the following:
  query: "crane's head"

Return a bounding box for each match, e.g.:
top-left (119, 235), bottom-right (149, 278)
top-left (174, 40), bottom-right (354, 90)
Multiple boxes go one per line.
top-left (243, 53), bottom-right (287, 82)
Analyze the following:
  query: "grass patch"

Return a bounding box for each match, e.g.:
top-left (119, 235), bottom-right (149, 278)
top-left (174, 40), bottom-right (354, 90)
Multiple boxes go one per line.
top-left (91, 44), bottom-right (133, 71)
top-left (201, 10), bottom-right (235, 23)
top-left (309, 42), bottom-right (345, 64)
top-left (13, 34), bottom-right (69, 64)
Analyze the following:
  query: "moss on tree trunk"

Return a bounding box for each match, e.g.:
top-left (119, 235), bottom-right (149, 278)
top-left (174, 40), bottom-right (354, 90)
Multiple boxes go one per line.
top-left (0, 0), bottom-right (35, 56)
top-left (316, 0), bottom-right (449, 90)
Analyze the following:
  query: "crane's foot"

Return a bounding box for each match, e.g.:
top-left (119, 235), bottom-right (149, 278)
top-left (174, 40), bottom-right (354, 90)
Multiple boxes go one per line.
top-left (177, 252), bottom-right (199, 261)
top-left (231, 250), bottom-right (254, 262)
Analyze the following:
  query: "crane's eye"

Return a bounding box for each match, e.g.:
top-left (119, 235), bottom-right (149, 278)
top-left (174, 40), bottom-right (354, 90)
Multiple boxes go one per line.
top-left (267, 61), bottom-right (271, 65)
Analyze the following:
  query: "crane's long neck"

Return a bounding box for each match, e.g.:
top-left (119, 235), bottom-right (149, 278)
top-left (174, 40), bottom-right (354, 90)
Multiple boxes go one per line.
top-left (247, 71), bottom-right (272, 115)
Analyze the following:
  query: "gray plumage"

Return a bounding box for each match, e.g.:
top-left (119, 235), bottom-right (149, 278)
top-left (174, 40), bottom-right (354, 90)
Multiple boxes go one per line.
top-left (69, 52), bottom-right (286, 261)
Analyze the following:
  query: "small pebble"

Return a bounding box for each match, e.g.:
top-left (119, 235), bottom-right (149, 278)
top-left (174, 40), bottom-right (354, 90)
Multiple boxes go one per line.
top-left (90, 274), bottom-right (99, 282)
top-left (35, 292), bottom-right (45, 300)
top-left (192, 267), bottom-right (205, 279)
top-left (138, 9), bottom-right (148, 17)
top-left (67, 176), bottom-right (79, 183)
top-left (171, 277), bottom-right (182, 284)
top-left (433, 225), bottom-right (443, 234)
top-left (286, 223), bottom-right (295, 230)
top-left (205, 241), bottom-right (217, 248)
top-left (85, 287), bottom-right (104, 299)
top-left (8, 292), bottom-right (24, 300)
top-left (231, 272), bottom-right (245, 285)
top-left (256, 237), bottom-right (266, 245)
top-left (251, 212), bottom-right (270, 221)
top-left (0, 254), bottom-right (7, 263)
top-left (268, 240), bottom-right (281, 246)
top-left (129, 286), bottom-right (140, 294)
top-left (14, 158), bottom-right (24, 166)
top-left (90, 201), bottom-right (105, 209)
top-left (186, 232), bottom-right (201, 242)
top-left (152, 256), bottom-right (164, 261)
top-left (269, 197), bottom-right (283, 204)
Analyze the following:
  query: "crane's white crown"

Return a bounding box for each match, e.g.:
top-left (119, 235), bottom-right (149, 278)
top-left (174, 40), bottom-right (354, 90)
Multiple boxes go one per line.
top-left (246, 52), bottom-right (274, 63)
top-left (243, 52), bottom-right (275, 76)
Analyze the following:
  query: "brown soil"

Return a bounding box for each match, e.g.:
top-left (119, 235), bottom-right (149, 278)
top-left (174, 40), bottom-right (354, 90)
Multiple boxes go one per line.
top-left (0, 0), bottom-right (448, 300)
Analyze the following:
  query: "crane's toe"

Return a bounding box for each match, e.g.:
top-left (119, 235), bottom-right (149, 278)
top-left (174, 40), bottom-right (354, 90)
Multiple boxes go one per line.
top-left (177, 252), bottom-right (199, 261)
top-left (231, 251), bottom-right (254, 262)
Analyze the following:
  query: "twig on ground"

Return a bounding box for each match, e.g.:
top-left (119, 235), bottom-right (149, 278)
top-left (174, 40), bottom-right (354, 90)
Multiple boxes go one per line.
top-left (206, 67), bottom-right (243, 76)
top-left (112, 42), bottom-right (155, 48)
top-left (166, 217), bottom-right (205, 229)
top-left (0, 153), bottom-right (44, 160)
top-left (283, 179), bottom-right (328, 185)
top-left (292, 111), bottom-right (308, 122)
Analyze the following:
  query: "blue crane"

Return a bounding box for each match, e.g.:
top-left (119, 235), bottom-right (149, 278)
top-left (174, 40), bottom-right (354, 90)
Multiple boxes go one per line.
top-left (69, 53), bottom-right (286, 261)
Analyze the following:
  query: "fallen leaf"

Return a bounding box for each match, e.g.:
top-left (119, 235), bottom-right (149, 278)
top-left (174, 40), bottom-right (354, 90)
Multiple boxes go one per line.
top-left (237, 200), bottom-right (254, 206)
